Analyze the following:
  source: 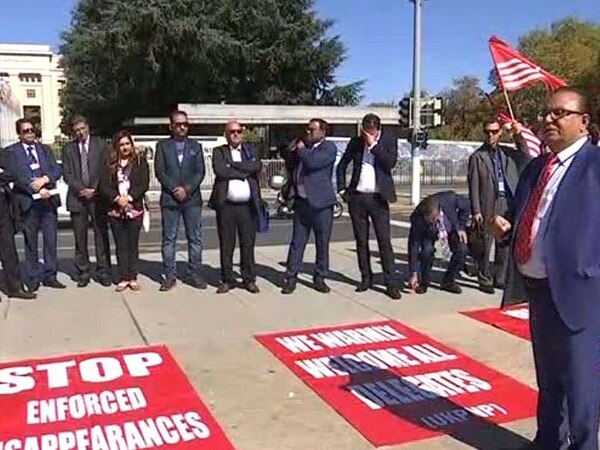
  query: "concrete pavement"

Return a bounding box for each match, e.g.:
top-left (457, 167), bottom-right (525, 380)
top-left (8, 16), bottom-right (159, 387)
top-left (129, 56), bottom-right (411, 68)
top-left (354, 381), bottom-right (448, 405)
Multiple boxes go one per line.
top-left (0, 235), bottom-right (536, 449)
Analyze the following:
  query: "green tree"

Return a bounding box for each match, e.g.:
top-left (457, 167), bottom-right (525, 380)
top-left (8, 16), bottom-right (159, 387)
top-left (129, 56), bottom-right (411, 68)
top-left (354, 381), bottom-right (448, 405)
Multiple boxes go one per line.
top-left (60, 0), bottom-right (363, 135)
top-left (437, 76), bottom-right (492, 140)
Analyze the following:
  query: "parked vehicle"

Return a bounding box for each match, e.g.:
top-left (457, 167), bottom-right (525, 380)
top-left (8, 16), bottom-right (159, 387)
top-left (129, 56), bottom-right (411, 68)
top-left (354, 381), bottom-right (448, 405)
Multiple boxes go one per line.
top-left (269, 175), bottom-right (343, 219)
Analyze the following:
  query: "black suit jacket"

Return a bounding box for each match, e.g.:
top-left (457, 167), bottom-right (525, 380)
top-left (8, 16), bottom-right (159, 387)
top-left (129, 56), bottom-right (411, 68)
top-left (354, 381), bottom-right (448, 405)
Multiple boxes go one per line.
top-left (408, 191), bottom-right (470, 274)
top-left (336, 132), bottom-right (398, 202)
top-left (154, 138), bottom-right (205, 208)
top-left (62, 136), bottom-right (110, 212)
top-left (5, 142), bottom-right (62, 213)
top-left (208, 144), bottom-right (262, 212)
top-left (98, 158), bottom-right (150, 213)
top-left (0, 149), bottom-right (21, 232)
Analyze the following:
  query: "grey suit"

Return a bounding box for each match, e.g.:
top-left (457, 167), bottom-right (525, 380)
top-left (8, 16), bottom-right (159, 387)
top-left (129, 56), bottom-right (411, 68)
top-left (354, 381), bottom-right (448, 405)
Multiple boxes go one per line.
top-left (467, 137), bottom-right (530, 287)
top-left (62, 136), bottom-right (111, 282)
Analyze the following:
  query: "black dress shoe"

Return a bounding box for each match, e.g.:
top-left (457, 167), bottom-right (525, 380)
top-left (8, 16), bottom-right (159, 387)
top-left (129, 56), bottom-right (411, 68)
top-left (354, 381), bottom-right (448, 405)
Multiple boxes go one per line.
top-left (386, 287), bottom-right (402, 300)
top-left (159, 278), bottom-right (176, 292)
top-left (314, 279), bottom-right (331, 293)
top-left (26, 283), bottom-right (40, 293)
top-left (281, 278), bottom-right (297, 294)
top-left (355, 279), bottom-right (373, 292)
top-left (415, 283), bottom-right (429, 294)
top-left (216, 282), bottom-right (233, 294)
top-left (77, 278), bottom-right (90, 288)
top-left (245, 282), bottom-right (260, 294)
top-left (189, 275), bottom-right (208, 289)
top-left (98, 278), bottom-right (112, 287)
top-left (8, 289), bottom-right (36, 300)
top-left (479, 285), bottom-right (495, 294)
top-left (441, 282), bottom-right (462, 294)
top-left (44, 279), bottom-right (66, 289)
top-left (493, 282), bottom-right (506, 290)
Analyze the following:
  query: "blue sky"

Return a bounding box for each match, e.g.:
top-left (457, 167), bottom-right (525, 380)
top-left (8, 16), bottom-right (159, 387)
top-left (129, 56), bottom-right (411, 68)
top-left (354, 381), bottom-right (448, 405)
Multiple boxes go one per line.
top-left (0, 0), bottom-right (598, 104)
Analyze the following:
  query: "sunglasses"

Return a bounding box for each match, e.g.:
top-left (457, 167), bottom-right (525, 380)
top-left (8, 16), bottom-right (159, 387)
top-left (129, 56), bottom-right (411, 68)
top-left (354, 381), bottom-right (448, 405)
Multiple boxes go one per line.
top-left (21, 128), bottom-right (36, 134)
top-left (227, 129), bottom-right (243, 135)
top-left (542, 108), bottom-right (586, 121)
top-left (173, 121), bottom-right (189, 128)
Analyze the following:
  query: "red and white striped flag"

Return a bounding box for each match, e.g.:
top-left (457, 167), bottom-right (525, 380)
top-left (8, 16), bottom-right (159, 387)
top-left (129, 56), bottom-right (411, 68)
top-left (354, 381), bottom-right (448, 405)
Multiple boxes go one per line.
top-left (497, 112), bottom-right (542, 158)
top-left (489, 36), bottom-right (567, 92)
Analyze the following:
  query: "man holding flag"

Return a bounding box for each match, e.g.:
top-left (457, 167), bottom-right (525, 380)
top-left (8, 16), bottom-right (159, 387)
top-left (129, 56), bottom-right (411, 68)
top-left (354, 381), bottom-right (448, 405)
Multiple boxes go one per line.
top-left (467, 119), bottom-right (530, 293)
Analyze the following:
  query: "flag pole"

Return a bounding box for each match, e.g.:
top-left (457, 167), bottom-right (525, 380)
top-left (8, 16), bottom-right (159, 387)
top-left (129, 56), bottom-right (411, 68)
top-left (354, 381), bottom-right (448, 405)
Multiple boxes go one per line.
top-left (502, 88), bottom-right (516, 122)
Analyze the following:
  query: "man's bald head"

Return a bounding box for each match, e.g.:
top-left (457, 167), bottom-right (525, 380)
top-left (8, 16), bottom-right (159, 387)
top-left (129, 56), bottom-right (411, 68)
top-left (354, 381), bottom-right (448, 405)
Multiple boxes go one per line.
top-left (225, 120), bottom-right (244, 147)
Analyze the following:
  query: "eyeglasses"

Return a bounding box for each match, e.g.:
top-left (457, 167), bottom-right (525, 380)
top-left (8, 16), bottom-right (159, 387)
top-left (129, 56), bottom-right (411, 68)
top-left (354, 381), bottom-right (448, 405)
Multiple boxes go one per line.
top-left (307, 127), bottom-right (320, 133)
top-left (173, 121), bottom-right (189, 128)
top-left (21, 128), bottom-right (35, 134)
top-left (227, 129), bottom-right (243, 135)
top-left (542, 108), bottom-right (586, 120)
top-left (484, 129), bottom-right (501, 135)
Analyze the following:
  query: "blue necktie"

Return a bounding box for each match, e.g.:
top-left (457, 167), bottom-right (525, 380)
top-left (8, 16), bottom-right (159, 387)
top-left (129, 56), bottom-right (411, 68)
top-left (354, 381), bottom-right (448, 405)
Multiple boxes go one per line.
top-left (27, 146), bottom-right (42, 177)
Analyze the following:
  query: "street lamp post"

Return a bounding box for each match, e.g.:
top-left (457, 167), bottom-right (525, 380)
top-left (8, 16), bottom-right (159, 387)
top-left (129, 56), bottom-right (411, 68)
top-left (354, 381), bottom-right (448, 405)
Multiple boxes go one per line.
top-left (410, 0), bottom-right (423, 206)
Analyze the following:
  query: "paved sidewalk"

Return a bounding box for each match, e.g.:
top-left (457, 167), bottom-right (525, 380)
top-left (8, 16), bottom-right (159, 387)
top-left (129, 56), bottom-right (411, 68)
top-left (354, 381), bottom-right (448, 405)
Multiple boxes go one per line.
top-left (0, 237), bottom-right (535, 449)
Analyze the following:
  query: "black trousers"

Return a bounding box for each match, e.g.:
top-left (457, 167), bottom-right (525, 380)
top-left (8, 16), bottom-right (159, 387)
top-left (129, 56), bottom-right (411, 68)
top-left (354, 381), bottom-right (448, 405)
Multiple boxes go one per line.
top-left (0, 198), bottom-right (22, 293)
top-left (216, 202), bottom-right (257, 283)
top-left (418, 230), bottom-right (468, 285)
top-left (479, 196), bottom-right (510, 287)
top-left (71, 200), bottom-right (111, 281)
top-left (109, 217), bottom-right (142, 282)
top-left (348, 193), bottom-right (400, 288)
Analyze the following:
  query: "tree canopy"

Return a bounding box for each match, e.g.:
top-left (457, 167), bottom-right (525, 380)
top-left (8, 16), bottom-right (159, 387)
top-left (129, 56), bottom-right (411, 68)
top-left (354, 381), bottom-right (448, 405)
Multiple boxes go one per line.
top-left (60, 0), bottom-right (364, 135)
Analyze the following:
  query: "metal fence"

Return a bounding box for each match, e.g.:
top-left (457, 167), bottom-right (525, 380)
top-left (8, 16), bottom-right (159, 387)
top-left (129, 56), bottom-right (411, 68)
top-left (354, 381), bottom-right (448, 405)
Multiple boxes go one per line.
top-left (146, 158), bottom-right (468, 191)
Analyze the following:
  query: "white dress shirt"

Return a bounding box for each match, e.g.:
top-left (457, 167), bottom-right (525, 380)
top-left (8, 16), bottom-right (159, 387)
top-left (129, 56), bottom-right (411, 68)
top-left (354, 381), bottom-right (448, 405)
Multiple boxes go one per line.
top-left (227, 146), bottom-right (251, 203)
top-left (518, 136), bottom-right (588, 279)
top-left (22, 142), bottom-right (40, 163)
top-left (356, 135), bottom-right (379, 193)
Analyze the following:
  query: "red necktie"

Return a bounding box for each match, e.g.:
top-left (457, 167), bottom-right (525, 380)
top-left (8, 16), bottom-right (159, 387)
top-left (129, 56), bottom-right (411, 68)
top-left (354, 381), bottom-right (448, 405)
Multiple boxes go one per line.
top-left (514, 153), bottom-right (559, 265)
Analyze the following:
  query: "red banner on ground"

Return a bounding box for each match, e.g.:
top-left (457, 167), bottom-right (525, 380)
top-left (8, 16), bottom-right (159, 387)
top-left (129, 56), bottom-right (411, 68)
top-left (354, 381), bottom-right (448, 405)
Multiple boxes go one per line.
top-left (0, 345), bottom-right (235, 449)
top-left (256, 320), bottom-right (536, 447)
top-left (461, 305), bottom-right (531, 341)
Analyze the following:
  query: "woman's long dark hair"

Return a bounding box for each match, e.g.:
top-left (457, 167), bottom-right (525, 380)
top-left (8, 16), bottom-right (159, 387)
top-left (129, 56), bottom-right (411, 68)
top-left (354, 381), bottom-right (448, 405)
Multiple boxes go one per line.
top-left (110, 129), bottom-right (140, 174)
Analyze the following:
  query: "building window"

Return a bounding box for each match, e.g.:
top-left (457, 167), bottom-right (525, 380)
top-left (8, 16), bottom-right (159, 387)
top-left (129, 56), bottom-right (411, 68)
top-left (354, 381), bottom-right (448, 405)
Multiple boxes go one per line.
top-left (23, 106), bottom-right (42, 133)
top-left (26, 89), bottom-right (36, 99)
top-left (18, 73), bottom-right (42, 83)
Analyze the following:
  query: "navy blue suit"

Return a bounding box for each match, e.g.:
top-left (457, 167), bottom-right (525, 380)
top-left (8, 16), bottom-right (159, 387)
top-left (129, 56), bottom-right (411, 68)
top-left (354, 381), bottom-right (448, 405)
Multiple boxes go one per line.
top-left (408, 191), bottom-right (469, 285)
top-left (285, 139), bottom-right (337, 280)
top-left (5, 142), bottom-right (62, 286)
top-left (154, 137), bottom-right (205, 279)
top-left (504, 143), bottom-right (600, 449)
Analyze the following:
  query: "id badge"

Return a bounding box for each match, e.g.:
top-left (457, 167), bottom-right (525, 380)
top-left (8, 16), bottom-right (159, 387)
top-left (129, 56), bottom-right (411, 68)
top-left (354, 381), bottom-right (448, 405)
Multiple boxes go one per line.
top-left (30, 163), bottom-right (40, 171)
top-left (498, 179), bottom-right (505, 193)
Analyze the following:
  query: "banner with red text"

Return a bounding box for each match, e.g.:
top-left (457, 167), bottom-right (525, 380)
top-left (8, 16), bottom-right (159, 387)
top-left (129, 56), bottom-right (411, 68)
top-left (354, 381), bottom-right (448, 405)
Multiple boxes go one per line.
top-left (256, 320), bottom-right (536, 447)
top-left (0, 345), bottom-right (235, 449)
top-left (462, 306), bottom-right (531, 341)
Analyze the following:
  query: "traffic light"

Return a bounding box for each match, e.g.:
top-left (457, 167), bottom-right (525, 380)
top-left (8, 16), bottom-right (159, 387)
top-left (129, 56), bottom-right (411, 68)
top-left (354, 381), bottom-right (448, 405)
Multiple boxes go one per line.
top-left (398, 97), bottom-right (411, 128)
top-left (421, 97), bottom-right (444, 128)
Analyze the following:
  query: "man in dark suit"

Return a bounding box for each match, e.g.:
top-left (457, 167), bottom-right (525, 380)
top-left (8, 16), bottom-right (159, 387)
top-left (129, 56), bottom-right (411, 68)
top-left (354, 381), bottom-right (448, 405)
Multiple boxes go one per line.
top-left (407, 191), bottom-right (469, 294)
top-left (5, 119), bottom-right (64, 292)
top-left (336, 114), bottom-right (401, 300)
top-left (282, 118), bottom-right (336, 294)
top-left (61, 115), bottom-right (111, 287)
top-left (0, 150), bottom-right (36, 301)
top-left (209, 120), bottom-right (262, 294)
top-left (155, 110), bottom-right (206, 291)
top-left (468, 119), bottom-right (530, 294)
top-left (493, 87), bottom-right (600, 450)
